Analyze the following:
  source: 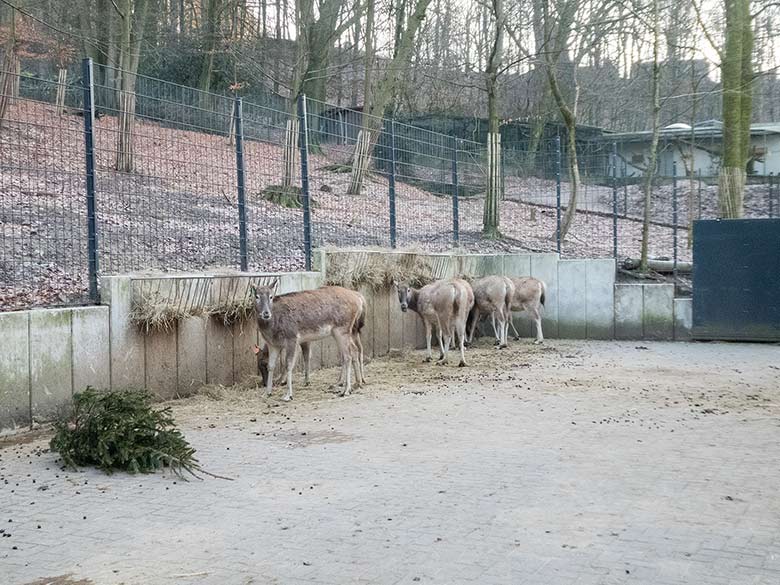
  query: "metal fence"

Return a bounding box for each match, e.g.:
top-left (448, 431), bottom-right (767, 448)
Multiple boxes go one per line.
top-left (1, 59), bottom-right (777, 311)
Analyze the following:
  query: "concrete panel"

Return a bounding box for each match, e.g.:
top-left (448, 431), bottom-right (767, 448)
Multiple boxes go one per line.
top-left (71, 306), bottom-right (110, 392)
top-left (615, 284), bottom-right (644, 340)
top-left (530, 253), bottom-right (559, 339)
top-left (426, 253), bottom-right (457, 280)
top-left (644, 284), bottom-right (675, 340)
top-left (674, 298), bottom-right (693, 341)
top-left (30, 309), bottom-right (73, 422)
top-left (206, 318), bottom-right (234, 386)
top-left (359, 285), bottom-right (376, 358)
top-left (557, 260), bottom-right (587, 339)
top-left (102, 276), bottom-right (145, 389)
top-left (586, 259), bottom-right (616, 339)
top-left (145, 329), bottom-right (178, 399)
top-left (233, 319), bottom-right (259, 384)
top-left (387, 287), bottom-right (404, 351)
top-left (297, 272), bottom-right (324, 291)
top-left (371, 288), bottom-right (392, 358)
top-left (502, 254), bottom-right (532, 277)
top-left (177, 316), bottom-right (207, 395)
top-left (457, 254), bottom-right (504, 278)
top-left (0, 312), bottom-right (31, 431)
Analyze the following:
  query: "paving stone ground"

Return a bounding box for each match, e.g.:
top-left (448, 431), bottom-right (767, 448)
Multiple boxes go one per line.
top-left (2, 340), bottom-right (780, 585)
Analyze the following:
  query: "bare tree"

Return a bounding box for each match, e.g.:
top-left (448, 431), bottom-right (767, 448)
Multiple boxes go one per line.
top-left (719, 0), bottom-right (753, 218)
top-left (483, 0), bottom-right (505, 238)
top-left (640, 0), bottom-right (662, 271)
top-left (346, 0), bottom-right (434, 195)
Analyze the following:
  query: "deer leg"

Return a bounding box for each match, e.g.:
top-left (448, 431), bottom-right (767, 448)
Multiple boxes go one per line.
top-left (301, 342), bottom-right (312, 386)
top-left (530, 306), bottom-right (544, 344)
top-left (509, 313), bottom-right (521, 341)
top-left (436, 325), bottom-right (448, 364)
top-left (265, 345), bottom-right (280, 398)
top-left (498, 307), bottom-right (509, 348)
top-left (468, 309), bottom-right (480, 345)
top-left (491, 312), bottom-right (500, 346)
top-left (424, 320), bottom-right (433, 362)
top-left (457, 317), bottom-right (468, 367)
top-left (352, 333), bottom-right (365, 386)
top-left (282, 340), bottom-right (299, 401)
top-left (334, 330), bottom-right (352, 396)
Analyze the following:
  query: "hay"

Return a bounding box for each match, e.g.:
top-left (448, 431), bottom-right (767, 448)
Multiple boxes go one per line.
top-left (206, 298), bottom-right (255, 327)
top-left (324, 249), bottom-right (439, 290)
top-left (130, 292), bottom-right (191, 334)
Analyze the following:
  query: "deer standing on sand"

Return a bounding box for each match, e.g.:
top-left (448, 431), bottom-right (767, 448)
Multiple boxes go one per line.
top-left (395, 278), bottom-right (474, 367)
top-left (253, 308), bottom-right (365, 388)
top-left (253, 282), bottom-right (366, 400)
top-left (467, 275), bottom-right (515, 348)
top-left (507, 276), bottom-right (546, 344)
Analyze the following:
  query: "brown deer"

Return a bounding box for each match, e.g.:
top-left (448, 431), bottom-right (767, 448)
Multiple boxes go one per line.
top-left (395, 278), bottom-right (474, 367)
top-left (507, 276), bottom-right (546, 344)
top-left (253, 306), bottom-right (365, 388)
top-left (253, 282), bottom-right (366, 400)
top-left (467, 275), bottom-right (515, 348)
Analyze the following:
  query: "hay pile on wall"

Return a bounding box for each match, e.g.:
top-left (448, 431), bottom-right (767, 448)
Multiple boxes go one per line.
top-left (130, 291), bottom-right (194, 334)
top-left (324, 249), bottom-right (452, 290)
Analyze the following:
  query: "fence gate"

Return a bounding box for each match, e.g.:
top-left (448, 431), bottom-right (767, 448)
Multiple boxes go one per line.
top-left (692, 219), bottom-right (780, 341)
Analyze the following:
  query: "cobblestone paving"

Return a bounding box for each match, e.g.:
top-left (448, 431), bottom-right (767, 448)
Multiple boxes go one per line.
top-left (2, 340), bottom-right (780, 585)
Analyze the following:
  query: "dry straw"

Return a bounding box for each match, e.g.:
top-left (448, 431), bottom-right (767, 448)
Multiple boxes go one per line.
top-left (130, 291), bottom-right (192, 334)
top-left (324, 248), bottom-right (447, 290)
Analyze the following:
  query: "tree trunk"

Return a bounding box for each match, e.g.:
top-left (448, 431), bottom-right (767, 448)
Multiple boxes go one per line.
top-left (347, 0), bottom-right (434, 195)
top-left (719, 0), bottom-right (752, 218)
top-left (198, 0), bottom-right (220, 99)
top-left (640, 0), bottom-right (662, 272)
top-left (483, 0), bottom-right (504, 239)
top-left (0, 7), bottom-right (17, 130)
top-left (115, 0), bottom-right (149, 173)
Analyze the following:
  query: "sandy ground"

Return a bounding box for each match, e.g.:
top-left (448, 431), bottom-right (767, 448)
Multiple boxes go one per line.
top-left (2, 339), bottom-right (780, 585)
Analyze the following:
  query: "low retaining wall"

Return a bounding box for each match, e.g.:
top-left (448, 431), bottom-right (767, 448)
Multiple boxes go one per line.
top-left (0, 306), bottom-right (110, 431)
top-left (0, 252), bottom-right (693, 432)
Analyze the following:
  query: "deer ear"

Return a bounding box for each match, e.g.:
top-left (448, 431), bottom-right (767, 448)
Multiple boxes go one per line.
top-left (269, 279), bottom-right (279, 295)
top-left (249, 284), bottom-right (258, 296)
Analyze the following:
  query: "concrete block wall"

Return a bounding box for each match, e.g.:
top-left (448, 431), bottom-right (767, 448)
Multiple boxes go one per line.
top-left (318, 250), bottom-right (618, 345)
top-left (1, 255), bottom-right (694, 432)
top-left (103, 272), bottom-right (323, 398)
top-left (615, 284), bottom-right (691, 341)
top-left (0, 306), bottom-right (110, 432)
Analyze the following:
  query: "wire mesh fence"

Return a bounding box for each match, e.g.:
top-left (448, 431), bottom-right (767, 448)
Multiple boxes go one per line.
top-left (1, 59), bottom-right (778, 311)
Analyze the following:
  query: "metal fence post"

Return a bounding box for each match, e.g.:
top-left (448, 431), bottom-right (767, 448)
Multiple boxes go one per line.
top-left (81, 58), bottom-right (99, 303)
top-left (555, 135), bottom-right (562, 255)
top-left (622, 158), bottom-right (628, 216)
top-left (770, 173), bottom-right (775, 219)
top-left (234, 97), bottom-right (248, 271)
top-left (297, 94), bottom-right (313, 271)
top-left (672, 161), bottom-right (678, 280)
top-left (451, 137), bottom-right (459, 245)
top-left (388, 119), bottom-right (397, 248)
top-left (697, 169), bottom-right (703, 219)
top-left (612, 142), bottom-right (618, 259)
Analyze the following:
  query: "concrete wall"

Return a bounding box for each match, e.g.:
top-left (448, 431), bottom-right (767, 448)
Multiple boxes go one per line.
top-left (103, 272), bottom-right (323, 398)
top-left (1, 256), bottom-right (693, 433)
top-left (0, 306), bottom-right (110, 432)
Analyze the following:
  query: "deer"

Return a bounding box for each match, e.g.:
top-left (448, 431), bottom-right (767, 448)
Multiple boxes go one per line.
top-left (466, 275), bottom-right (516, 348)
top-left (506, 276), bottom-right (546, 344)
top-left (253, 305), bottom-right (365, 388)
top-left (395, 278), bottom-right (474, 367)
top-left (252, 281), bottom-right (366, 401)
